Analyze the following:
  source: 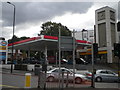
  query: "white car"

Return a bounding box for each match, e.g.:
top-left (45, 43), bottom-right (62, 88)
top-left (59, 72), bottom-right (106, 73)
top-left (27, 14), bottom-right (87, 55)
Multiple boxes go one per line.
top-left (46, 68), bottom-right (88, 84)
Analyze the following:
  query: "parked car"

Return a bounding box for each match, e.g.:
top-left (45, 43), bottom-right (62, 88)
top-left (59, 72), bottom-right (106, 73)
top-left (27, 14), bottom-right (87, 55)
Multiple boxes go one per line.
top-left (85, 69), bottom-right (120, 82)
top-left (7, 60), bottom-right (17, 64)
top-left (59, 59), bottom-right (68, 64)
top-left (47, 56), bottom-right (68, 64)
top-left (55, 59), bottom-right (68, 64)
top-left (22, 58), bottom-right (41, 64)
top-left (75, 58), bottom-right (88, 64)
top-left (46, 68), bottom-right (88, 84)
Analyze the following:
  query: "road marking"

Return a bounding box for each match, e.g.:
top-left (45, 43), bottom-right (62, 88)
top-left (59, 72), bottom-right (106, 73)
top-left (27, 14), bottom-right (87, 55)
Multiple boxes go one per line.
top-left (0, 84), bottom-right (19, 88)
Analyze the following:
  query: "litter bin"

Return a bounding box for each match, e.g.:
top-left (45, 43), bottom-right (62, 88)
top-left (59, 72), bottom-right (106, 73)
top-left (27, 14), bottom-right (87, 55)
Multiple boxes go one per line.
top-left (34, 65), bottom-right (41, 75)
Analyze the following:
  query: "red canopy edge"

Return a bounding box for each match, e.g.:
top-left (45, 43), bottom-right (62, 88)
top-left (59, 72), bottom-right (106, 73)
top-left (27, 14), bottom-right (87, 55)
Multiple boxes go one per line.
top-left (8, 36), bottom-right (41, 46)
top-left (76, 40), bottom-right (91, 44)
top-left (44, 35), bottom-right (58, 40)
top-left (8, 35), bottom-right (91, 46)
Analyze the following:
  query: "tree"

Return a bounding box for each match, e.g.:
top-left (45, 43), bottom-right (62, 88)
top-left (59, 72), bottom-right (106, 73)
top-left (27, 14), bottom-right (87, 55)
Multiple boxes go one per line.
top-left (19, 36), bottom-right (30, 41)
top-left (39, 21), bottom-right (72, 36)
top-left (8, 35), bottom-right (19, 44)
top-left (8, 35), bottom-right (30, 44)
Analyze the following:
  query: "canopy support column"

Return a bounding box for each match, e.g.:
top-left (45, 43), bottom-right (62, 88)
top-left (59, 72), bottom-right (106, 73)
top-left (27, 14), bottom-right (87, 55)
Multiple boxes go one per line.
top-left (28, 48), bottom-right (31, 59)
top-left (44, 45), bottom-right (48, 65)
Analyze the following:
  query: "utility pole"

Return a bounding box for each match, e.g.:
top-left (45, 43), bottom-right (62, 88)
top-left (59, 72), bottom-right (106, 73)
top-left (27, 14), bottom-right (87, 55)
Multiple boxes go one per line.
top-left (91, 43), bottom-right (95, 88)
top-left (73, 29), bottom-right (76, 88)
top-left (7, 2), bottom-right (16, 73)
top-left (58, 26), bottom-right (61, 90)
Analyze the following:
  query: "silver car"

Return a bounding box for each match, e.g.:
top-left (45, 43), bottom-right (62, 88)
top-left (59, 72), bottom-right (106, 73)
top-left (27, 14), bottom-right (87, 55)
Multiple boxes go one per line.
top-left (46, 68), bottom-right (88, 84)
top-left (86, 69), bottom-right (120, 82)
top-left (95, 69), bottom-right (119, 82)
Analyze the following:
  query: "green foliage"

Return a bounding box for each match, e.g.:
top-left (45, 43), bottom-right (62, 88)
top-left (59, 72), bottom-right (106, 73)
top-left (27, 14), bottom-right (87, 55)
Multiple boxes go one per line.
top-left (8, 35), bottom-right (30, 44)
top-left (40, 21), bottom-right (72, 36)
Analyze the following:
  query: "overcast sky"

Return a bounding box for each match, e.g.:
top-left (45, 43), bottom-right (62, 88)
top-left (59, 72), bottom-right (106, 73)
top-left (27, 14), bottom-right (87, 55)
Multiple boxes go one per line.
top-left (1, 0), bottom-right (120, 40)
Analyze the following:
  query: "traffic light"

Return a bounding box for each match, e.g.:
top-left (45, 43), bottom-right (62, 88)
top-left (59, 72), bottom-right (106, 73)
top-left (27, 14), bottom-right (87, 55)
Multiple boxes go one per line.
top-left (93, 43), bottom-right (98, 58)
top-left (114, 43), bottom-right (120, 57)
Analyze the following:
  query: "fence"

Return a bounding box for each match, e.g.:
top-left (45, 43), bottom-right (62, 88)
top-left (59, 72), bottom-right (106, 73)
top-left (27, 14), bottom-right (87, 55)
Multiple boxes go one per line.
top-left (37, 71), bottom-right (91, 89)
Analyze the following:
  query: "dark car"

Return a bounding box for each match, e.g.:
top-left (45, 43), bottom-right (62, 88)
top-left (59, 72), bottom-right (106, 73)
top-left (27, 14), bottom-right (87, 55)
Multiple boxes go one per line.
top-left (76, 58), bottom-right (88, 64)
top-left (22, 58), bottom-right (41, 64)
top-left (56, 59), bottom-right (68, 64)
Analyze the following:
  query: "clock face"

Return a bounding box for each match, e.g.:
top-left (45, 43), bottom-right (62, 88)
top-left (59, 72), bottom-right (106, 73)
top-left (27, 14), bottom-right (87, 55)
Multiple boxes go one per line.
top-left (98, 11), bottom-right (105, 21)
top-left (110, 11), bottom-right (115, 21)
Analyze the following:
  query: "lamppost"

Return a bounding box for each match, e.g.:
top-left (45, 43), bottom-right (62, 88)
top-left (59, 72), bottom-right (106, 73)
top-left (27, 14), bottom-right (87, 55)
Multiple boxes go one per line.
top-left (7, 2), bottom-right (16, 73)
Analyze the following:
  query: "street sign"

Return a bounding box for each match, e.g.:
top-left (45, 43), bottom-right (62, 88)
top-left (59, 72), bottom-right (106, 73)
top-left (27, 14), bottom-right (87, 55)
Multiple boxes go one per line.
top-left (0, 40), bottom-right (8, 64)
top-left (60, 36), bottom-right (76, 51)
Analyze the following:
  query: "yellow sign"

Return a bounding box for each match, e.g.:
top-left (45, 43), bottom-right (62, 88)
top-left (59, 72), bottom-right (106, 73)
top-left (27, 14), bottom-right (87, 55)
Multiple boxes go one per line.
top-left (80, 50), bottom-right (107, 55)
top-left (0, 46), bottom-right (6, 50)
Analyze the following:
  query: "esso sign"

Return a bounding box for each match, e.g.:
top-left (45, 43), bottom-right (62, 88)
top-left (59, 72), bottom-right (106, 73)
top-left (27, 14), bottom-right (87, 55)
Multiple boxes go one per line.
top-left (0, 40), bottom-right (7, 46)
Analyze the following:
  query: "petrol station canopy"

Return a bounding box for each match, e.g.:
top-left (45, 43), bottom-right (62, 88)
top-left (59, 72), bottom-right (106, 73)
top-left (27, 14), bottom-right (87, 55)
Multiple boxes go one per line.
top-left (8, 35), bottom-right (91, 51)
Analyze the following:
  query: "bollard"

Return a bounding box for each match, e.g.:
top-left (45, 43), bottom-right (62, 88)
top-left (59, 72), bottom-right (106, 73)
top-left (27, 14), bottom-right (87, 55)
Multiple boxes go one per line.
top-left (25, 73), bottom-right (31, 88)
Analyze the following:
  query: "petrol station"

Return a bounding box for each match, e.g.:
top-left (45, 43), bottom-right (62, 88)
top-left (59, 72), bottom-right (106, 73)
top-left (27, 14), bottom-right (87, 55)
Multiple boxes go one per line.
top-left (2, 5), bottom-right (120, 89)
top-left (8, 35), bottom-right (91, 64)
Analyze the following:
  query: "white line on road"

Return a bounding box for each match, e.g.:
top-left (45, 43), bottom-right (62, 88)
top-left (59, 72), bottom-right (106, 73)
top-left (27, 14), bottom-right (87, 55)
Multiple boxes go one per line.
top-left (0, 84), bottom-right (19, 88)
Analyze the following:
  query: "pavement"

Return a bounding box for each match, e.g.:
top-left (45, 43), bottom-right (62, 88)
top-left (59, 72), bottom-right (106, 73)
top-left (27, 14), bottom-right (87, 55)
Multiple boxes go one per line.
top-left (0, 63), bottom-right (115, 75)
top-left (1, 63), bottom-right (117, 76)
top-left (1, 68), bottom-right (34, 76)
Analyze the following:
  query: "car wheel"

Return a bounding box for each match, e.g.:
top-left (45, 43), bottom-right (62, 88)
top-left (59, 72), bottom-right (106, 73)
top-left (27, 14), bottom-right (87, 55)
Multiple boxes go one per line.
top-left (75, 77), bottom-right (82, 84)
top-left (96, 77), bottom-right (102, 82)
top-left (47, 76), bottom-right (55, 82)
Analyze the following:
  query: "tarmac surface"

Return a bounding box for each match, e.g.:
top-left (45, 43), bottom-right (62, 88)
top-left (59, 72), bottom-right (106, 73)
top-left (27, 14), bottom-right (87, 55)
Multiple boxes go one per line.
top-left (1, 88), bottom-right (119, 90)
top-left (1, 64), bottom-right (120, 90)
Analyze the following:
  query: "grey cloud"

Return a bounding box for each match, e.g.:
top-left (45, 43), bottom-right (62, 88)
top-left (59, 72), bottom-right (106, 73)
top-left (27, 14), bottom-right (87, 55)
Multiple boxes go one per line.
top-left (111, 1), bottom-right (120, 21)
top-left (2, 2), bottom-right (93, 27)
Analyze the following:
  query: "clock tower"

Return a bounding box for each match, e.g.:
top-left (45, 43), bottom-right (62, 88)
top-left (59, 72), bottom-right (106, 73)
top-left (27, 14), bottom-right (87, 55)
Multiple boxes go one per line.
top-left (95, 6), bottom-right (118, 63)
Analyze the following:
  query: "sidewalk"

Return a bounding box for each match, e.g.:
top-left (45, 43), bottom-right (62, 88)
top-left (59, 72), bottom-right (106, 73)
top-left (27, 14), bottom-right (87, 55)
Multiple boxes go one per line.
top-left (1, 68), bottom-right (35, 76)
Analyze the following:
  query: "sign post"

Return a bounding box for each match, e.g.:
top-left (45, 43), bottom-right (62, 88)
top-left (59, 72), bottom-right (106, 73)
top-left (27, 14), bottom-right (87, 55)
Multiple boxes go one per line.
top-left (58, 29), bottom-right (77, 89)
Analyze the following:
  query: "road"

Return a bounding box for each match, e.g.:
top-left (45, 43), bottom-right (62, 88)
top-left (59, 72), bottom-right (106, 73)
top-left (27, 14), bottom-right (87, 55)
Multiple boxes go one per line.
top-left (2, 72), bottom-right (90, 88)
top-left (2, 73), bottom-right (38, 88)
top-left (1, 70), bottom-right (119, 89)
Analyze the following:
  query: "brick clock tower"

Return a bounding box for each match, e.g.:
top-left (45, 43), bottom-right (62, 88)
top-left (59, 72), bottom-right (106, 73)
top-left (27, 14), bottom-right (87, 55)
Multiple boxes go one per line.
top-left (95, 6), bottom-right (118, 63)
